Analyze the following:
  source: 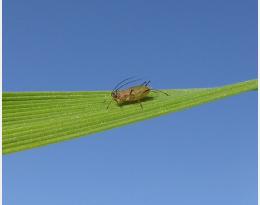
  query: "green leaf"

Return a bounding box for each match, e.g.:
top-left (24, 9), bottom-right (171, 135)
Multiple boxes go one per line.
top-left (3, 79), bottom-right (257, 154)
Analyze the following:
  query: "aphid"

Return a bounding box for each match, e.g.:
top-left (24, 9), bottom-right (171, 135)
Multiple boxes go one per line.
top-left (107, 77), bottom-right (169, 109)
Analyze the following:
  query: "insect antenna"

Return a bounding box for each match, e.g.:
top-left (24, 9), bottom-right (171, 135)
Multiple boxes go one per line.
top-left (150, 89), bottom-right (169, 96)
top-left (145, 80), bottom-right (151, 86)
top-left (138, 79), bottom-right (152, 87)
top-left (115, 78), bottom-right (142, 91)
top-left (112, 76), bottom-right (137, 92)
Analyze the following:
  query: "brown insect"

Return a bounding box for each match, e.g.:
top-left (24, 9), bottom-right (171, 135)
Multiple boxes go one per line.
top-left (107, 77), bottom-right (169, 109)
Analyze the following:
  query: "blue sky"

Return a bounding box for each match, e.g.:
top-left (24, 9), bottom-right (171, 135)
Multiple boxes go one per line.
top-left (3, 0), bottom-right (257, 204)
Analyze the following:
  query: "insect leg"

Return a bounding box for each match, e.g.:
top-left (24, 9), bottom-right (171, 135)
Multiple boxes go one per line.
top-left (142, 89), bottom-right (150, 94)
top-left (139, 101), bottom-right (143, 110)
top-left (129, 89), bottom-right (137, 102)
top-left (129, 88), bottom-right (137, 99)
top-left (106, 100), bottom-right (113, 109)
top-left (103, 95), bottom-right (110, 103)
top-left (150, 89), bottom-right (169, 96)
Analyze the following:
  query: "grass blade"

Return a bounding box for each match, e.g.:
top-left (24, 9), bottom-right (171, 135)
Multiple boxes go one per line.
top-left (3, 79), bottom-right (257, 154)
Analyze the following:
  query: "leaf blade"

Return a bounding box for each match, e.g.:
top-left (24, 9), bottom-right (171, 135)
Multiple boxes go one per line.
top-left (3, 79), bottom-right (257, 154)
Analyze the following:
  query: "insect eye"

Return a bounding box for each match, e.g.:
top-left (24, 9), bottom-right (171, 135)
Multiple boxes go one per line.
top-left (111, 92), bottom-right (116, 97)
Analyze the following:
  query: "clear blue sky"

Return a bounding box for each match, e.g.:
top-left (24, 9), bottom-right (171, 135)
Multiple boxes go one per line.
top-left (3, 0), bottom-right (257, 204)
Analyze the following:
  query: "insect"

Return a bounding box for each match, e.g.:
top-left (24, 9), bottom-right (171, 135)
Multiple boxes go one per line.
top-left (106, 77), bottom-right (169, 109)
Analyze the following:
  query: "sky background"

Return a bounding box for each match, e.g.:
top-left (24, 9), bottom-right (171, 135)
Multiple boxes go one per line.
top-left (3, 0), bottom-right (257, 204)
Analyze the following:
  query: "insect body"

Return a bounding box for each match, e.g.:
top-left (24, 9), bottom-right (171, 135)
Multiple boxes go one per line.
top-left (112, 83), bottom-right (150, 107)
top-left (107, 77), bottom-right (168, 109)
